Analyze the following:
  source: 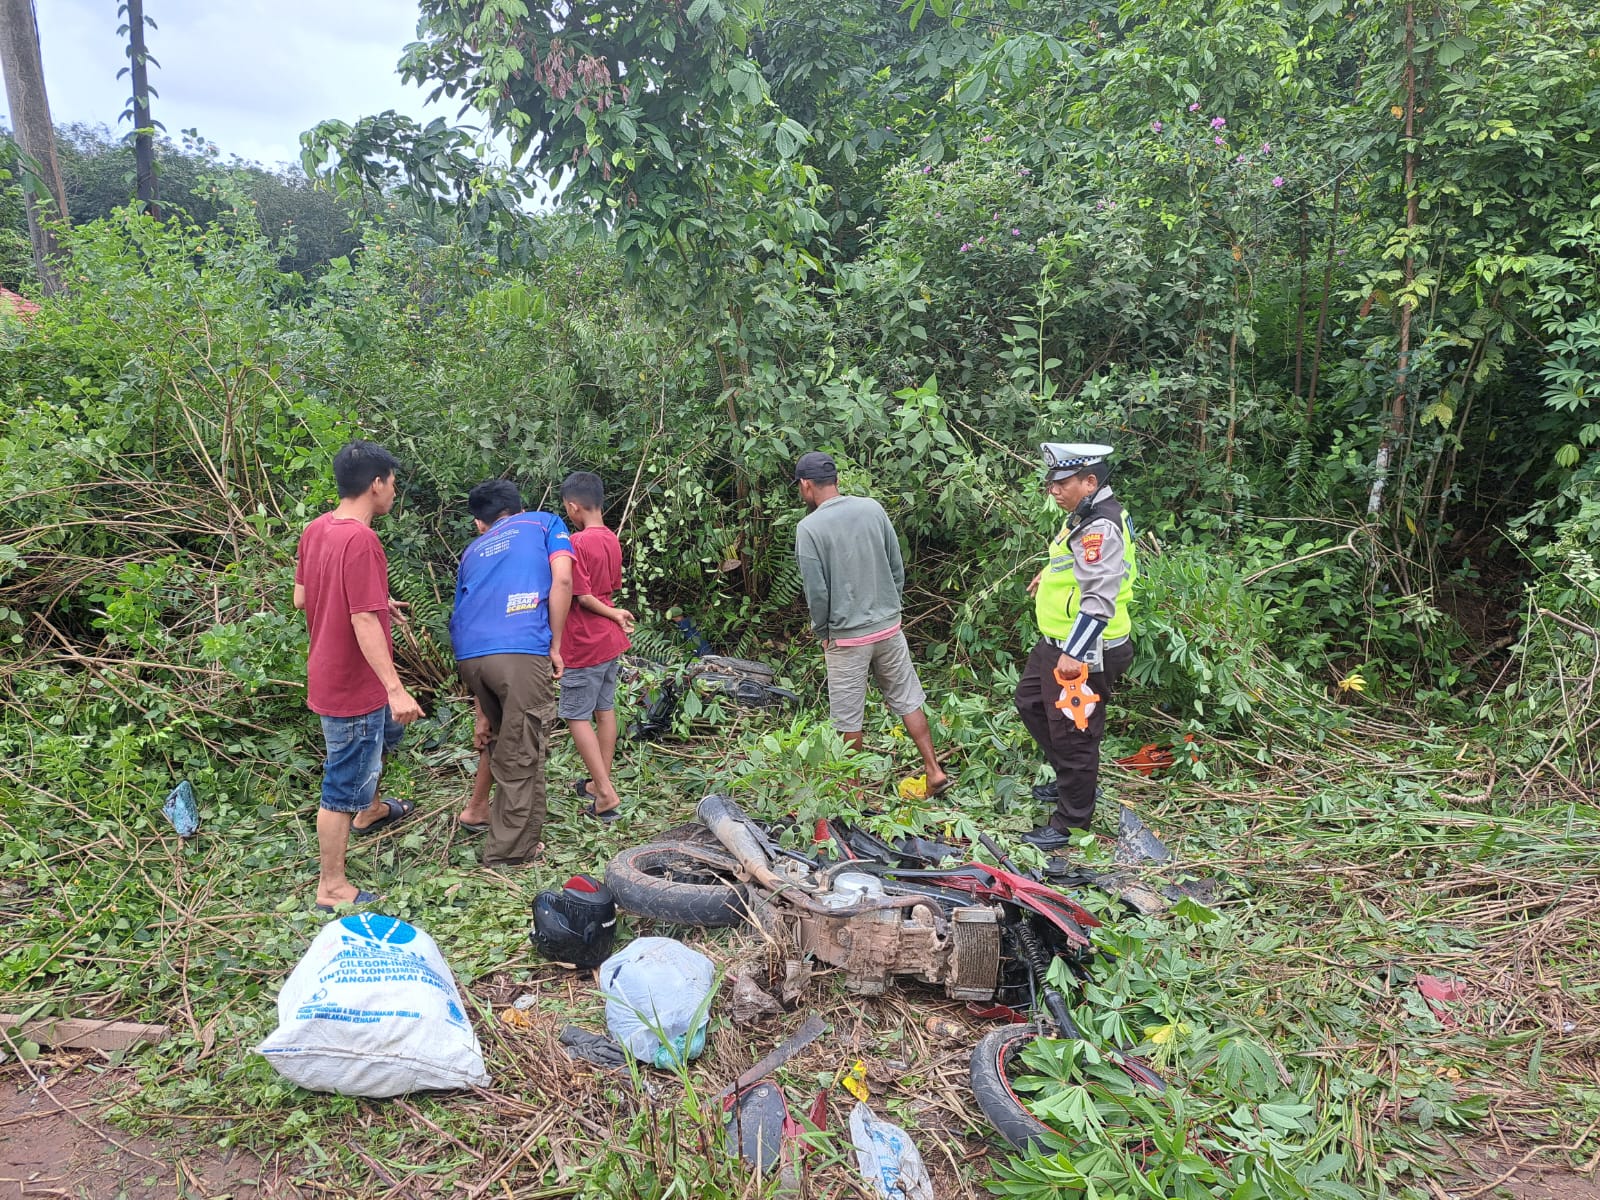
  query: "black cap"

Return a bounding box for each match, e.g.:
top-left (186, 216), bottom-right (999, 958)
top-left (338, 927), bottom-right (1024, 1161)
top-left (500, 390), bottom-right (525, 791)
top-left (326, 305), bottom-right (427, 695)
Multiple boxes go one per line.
top-left (794, 451), bottom-right (838, 481)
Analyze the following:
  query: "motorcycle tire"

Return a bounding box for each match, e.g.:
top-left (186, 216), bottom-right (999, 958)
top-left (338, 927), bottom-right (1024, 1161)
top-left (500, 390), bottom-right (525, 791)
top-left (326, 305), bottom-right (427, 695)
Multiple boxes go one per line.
top-left (969, 1025), bottom-right (1058, 1153)
top-left (970, 1025), bottom-right (1171, 1152)
top-left (604, 841), bottom-right (751, 928)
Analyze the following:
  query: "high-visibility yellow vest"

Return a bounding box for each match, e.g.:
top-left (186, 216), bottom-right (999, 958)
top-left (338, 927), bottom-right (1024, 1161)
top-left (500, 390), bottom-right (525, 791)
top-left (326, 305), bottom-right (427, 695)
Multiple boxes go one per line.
top-left (1034, 503), bottom-right (1137, 642)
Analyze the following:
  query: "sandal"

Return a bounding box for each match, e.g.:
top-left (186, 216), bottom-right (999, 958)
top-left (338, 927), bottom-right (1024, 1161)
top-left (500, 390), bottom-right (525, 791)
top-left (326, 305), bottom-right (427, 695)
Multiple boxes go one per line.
top-left (574, 778), bottom-right (595, 799)
top-left (315, 889), bottom-right (380, 914)
top-left (354, 797), bottom-right (415, 837)
top-left (582, 800), bottom-right (623, 824)
top-left (458, 819), bottom-right (490, 834)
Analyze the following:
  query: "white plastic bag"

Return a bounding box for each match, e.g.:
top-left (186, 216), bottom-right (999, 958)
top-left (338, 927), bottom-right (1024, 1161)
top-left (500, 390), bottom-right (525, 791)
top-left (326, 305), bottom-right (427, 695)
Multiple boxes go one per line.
top-left (849, 1102), bottom-right (934, 1200)
top-left (256, 913), bottom-right (490, 1097)
top-left (598, 937), bottom-right (714, 1068)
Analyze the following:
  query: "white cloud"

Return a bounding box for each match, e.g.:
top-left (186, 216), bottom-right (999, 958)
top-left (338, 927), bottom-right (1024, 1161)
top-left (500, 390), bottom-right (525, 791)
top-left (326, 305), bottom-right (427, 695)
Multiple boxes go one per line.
top-left (4, 0), bottom-right (445, 169)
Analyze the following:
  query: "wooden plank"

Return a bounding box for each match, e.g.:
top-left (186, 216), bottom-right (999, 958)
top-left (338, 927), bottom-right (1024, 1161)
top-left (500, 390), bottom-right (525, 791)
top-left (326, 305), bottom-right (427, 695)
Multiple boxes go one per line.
top-left (0, 1014), bottom-right (169, 1052)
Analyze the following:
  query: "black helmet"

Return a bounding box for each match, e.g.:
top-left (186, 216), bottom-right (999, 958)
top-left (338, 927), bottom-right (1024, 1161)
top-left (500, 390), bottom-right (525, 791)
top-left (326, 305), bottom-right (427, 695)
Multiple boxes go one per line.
top-left (532, 874), bottom-right (617, 968)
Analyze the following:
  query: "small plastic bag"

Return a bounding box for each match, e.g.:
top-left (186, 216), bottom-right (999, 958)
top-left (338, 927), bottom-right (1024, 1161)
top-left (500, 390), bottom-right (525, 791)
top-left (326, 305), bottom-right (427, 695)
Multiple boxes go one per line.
top-left (162, 780), bottom-right (199, 837)
top-left (849, 1101), bottom-right (934, 1200)
top-left (598, 937), bottom-right (715, 1068)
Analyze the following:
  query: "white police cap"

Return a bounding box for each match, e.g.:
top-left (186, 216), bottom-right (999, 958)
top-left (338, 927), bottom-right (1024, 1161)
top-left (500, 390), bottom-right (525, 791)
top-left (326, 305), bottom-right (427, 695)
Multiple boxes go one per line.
top-left (1041, 442), bottom-right (1114, 483)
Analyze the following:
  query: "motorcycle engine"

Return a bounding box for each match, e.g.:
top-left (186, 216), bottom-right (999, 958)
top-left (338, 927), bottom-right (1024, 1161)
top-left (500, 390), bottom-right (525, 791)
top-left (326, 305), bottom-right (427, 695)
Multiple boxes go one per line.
top-left (795, 872), bottom-right (1002, 1000)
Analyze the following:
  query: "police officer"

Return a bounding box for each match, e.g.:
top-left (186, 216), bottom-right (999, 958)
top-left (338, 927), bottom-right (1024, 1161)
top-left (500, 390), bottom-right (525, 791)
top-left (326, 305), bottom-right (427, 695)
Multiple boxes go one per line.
top-left (1015, 443), bottom-right (1138, 850)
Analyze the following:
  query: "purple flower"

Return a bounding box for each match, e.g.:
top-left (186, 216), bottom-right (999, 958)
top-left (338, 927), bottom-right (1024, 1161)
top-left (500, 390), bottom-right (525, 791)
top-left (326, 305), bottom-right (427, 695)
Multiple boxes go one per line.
top-left (1272, 176), bottom-right (1285, 187)
top-left (978, 236), bottom-right (986, 243)
top-left (922, 165), bottom-right (932, 174)
top-left (1210, 116), bottom-right (1226, 129)
top-left (1214, 136), bottom-right (1225, 145)
top-left (1011, 227), bottom-right (1021, 236)
top-left (1261, 142), bottom-right (1272, 153)
top-left (993, 211), bottom-right (1000, 220)
top-left (1188, 102), bottom-right (1201, 112)
top-left (1151, 120), bottom-right (1163, 133)
top-left (1335, 247), bottom-right (1346, 256)
top-left (1236, 154), bottom-right (1246, 163)
top-left (982, 134), bottom-right (993, 142)
top-left (1018, 167), bottom-right (1031, 176)
top-left (959, 243), bottom-right (972, 252)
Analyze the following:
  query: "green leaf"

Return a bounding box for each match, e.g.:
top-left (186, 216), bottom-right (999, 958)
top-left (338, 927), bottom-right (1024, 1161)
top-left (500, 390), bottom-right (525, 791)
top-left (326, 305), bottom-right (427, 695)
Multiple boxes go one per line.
top-left (1258, 1100), bottom-right (1313, 1132)
top-left (1171, 896), bottom-right (1219, 924)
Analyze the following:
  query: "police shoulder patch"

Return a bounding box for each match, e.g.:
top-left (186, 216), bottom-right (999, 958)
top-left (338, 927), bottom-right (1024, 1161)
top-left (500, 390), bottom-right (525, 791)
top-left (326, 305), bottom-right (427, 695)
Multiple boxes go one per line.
top-left (1080, 532), bottom-right (1104, 564)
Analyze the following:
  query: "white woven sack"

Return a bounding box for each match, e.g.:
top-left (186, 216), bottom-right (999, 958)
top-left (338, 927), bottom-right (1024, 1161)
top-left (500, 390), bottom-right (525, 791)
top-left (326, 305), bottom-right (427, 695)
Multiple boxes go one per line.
top-left (257, 913), bottom-right (489, 1098)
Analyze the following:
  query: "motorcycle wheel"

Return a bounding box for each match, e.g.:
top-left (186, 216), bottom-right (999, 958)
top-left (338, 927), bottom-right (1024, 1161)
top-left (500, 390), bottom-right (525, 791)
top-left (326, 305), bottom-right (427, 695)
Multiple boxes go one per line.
top-left (604, 841), bottom-right (751, 928)
top-left (969, 1025), bottom-right (1058, 1153)
top-left (970, 1025), bottom-right (1170, 1152)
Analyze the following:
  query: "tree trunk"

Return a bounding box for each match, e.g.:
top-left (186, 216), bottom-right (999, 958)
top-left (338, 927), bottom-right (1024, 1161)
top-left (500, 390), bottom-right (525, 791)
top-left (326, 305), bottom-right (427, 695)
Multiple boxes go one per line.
top-left (1367, 0), bottom-right (1419, 517)
top-left (1293, 197), bottom-right (1308, 402)
top-left (125, 0), bottom-right (159, 215)
top-left (1305, 176), bottom-right (1340, 424)
top-left (0, 0), bottom-right (70, 294)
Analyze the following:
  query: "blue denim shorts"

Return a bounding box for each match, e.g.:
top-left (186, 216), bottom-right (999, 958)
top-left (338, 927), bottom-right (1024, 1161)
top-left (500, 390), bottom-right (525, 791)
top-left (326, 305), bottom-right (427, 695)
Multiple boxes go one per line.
top-left (319, 706), bottom-right (405, 813)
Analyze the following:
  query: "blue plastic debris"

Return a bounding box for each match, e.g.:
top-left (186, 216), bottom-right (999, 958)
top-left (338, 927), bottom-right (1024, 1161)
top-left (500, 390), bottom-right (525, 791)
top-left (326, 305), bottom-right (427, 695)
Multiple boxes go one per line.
top-left (162, 780), bottom-right (199, 837)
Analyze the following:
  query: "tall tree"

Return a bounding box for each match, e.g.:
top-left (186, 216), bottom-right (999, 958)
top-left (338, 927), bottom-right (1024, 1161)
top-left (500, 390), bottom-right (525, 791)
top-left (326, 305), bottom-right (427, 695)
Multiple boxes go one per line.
top-left (0, 0), bottom-right (69, 293)
top-left (118, 0), bottom-right (160, 215)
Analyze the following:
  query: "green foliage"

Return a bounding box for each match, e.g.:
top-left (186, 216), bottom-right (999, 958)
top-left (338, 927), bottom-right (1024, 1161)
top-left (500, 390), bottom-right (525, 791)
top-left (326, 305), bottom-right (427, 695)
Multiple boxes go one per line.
top-left (0, 123), bottom-right (366, 278)
top-left (4, 4), bottom-right (1600, 1189)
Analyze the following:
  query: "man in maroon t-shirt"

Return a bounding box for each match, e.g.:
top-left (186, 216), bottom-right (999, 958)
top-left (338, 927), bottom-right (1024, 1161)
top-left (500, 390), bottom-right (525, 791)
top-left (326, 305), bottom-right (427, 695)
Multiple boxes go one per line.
top-left (293, 440), bottom-right (423, 911)
top-left (558, 472), bottom-right (633, 820)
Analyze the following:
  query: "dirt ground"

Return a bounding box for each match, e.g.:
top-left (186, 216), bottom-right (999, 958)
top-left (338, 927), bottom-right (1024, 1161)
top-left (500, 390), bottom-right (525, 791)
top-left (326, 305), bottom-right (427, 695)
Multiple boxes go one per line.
top-left (0, 1069), bottom-right (281, 1200)
top-left (1448, 1146), bottom-right (1600, 1200)
top-left (4, 1062), bottom-right (1598, 1200)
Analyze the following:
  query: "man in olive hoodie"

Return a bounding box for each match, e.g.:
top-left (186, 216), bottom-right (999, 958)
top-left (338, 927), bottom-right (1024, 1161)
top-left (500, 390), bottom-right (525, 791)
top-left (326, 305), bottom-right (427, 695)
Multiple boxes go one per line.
top-left (794, 452), bottom-right (950, 794)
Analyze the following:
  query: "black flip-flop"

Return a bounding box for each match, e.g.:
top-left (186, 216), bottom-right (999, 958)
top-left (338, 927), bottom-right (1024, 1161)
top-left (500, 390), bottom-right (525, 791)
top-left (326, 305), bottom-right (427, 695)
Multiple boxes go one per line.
top-left (723, 1078), bottom-right (791, 1175)
top-left (315, 889), bottom-right (379, 914)
top-left (458, 820), bottom-right (490, 835)
top-left (354, 796), bottom-right (415, 837)
top-left (581, 800), bottom-right (623, 824)
top-left (574, 778), bottom-right (595, 799)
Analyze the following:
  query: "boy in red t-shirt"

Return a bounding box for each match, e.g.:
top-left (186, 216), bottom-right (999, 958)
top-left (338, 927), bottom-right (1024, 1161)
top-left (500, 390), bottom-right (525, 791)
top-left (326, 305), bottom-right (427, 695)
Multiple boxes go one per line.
top-left (557, 472), bottom-right (633, 820)
top-left (293, 440), bottom-right (423, 911)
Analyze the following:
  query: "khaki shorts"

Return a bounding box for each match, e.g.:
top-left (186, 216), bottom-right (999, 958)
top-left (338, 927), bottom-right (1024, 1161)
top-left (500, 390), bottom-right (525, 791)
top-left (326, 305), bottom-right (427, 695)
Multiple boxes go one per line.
top-left (823, 632), bottom-right (927, 733)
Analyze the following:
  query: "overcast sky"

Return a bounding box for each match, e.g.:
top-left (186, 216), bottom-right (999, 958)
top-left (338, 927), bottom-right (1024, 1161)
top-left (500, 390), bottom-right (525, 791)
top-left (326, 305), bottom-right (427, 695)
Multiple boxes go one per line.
top-left (4, 0), bottom-right (451, 170)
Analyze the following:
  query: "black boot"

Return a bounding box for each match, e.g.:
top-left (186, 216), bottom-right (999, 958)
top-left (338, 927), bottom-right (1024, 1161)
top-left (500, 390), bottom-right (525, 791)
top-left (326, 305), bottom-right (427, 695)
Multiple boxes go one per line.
top-left (1021, 825), bottom-right (1073, 852)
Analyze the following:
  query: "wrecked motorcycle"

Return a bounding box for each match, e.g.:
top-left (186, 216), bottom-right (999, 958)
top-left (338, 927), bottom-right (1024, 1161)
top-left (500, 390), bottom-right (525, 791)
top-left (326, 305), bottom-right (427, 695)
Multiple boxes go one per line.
top-left (604, 794), bottom-right (1166, 1150)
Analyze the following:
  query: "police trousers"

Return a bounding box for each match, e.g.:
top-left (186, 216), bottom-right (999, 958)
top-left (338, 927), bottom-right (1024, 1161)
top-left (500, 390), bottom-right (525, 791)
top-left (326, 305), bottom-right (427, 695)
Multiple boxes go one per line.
top-left (1014, 637), bottom-right (1134, 832)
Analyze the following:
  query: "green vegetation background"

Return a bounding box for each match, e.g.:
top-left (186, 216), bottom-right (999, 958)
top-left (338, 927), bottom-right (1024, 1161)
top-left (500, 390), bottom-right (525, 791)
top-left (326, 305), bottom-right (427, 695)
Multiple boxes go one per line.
top-left (1, 0), bottom-right (1597, 1195)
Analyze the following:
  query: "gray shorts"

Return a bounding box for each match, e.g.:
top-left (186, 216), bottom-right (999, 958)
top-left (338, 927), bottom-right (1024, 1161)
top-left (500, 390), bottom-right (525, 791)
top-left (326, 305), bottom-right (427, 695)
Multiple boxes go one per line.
top-left (823, 632), bottom-right (927, 733)
top-left (558, 658), bottom-right (621, 721)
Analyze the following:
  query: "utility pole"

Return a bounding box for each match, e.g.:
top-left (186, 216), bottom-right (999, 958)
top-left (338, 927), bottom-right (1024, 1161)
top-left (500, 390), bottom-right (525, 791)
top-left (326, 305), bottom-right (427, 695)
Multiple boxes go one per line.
top-left (119, 0), bottom-right (159, 215)
top-left (0, 0), bottom-right (69, 294)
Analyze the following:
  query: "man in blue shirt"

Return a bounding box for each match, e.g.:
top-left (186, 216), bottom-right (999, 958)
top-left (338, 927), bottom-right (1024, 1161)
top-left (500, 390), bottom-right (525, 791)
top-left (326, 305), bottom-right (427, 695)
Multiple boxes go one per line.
top-left (450, 479), bottom-right (574, 866)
